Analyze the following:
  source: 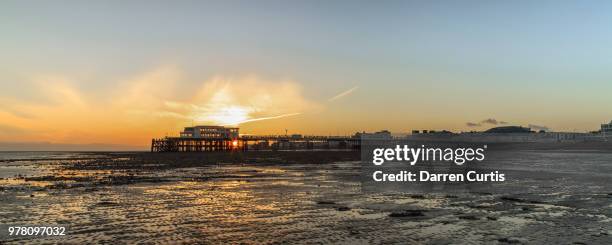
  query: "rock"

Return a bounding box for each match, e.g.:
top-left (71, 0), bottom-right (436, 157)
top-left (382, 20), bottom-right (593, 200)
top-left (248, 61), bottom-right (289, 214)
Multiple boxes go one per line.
top-left (501, 196), bottom-right (543, 204)
top-left (468, 203), bottom-right (492, 209)
top-left (500, 196), bottom-right (524, 202)
top-left (441, 219), bottom-right (458, 224)
top-left (458, 214), bottom-right (480, 220)
top-left (591, 231), bottom-right (608, 237)
top-left (96, 201), bottom-right (119, 206)
top-left (389, 210), bottom-right (425, 217)
top-left (486, 216), bottom-right (498, 221)
top-left (337, 207), bottom-right (351, 211)
top-left (498, 237), bottom-right (527, 244)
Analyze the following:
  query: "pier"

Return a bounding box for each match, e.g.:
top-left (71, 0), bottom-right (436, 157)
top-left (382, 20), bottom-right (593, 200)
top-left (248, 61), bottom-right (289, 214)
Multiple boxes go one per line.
top-left (151, 135), bottom-right (360, 152)
top-left (151, 125), bottom-right (361, 152)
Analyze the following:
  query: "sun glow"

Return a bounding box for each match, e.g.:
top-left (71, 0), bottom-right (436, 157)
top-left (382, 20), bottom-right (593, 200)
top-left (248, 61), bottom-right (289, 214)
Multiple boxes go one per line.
top-left (0, 70), bottom-right (318, 147)
top-left (187, 77), bottom-right (316, 126)
top-left (197, 105), bottom-right (251, 126)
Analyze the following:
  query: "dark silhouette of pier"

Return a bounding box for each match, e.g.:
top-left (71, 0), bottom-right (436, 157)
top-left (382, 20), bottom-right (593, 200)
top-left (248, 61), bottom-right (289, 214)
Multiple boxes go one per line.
top-left (150, 135), bottom-right (360, 152)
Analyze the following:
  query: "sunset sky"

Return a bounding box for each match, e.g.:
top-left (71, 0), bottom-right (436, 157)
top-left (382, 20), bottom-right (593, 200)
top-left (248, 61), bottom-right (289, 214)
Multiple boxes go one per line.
top-left (2, 1), bottom-right (612, 149)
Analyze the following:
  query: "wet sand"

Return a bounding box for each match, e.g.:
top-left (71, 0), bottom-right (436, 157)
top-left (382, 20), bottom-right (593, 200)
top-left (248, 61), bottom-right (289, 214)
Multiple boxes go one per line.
top-left (0, 150), bottom-right (610, 244)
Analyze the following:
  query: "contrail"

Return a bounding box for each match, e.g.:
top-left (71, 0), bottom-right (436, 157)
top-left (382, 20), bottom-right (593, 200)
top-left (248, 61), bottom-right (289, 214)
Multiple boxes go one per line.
top-left (226, 112), bottom-right (302, 126)
top-left (328, 86), bottom-right (359, 102)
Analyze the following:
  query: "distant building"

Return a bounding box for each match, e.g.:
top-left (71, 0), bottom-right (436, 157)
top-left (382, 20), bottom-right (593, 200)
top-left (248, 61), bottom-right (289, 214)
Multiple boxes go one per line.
top-left (180, 126), bottom-right (239, 139)
top-left (601, 121), bottom-right (612, 134)
top-left (484, 126), bottom-right (533, 134)
top-left (412, 129), bottom-right (454, 135)
top-left (354, 130), bottom-right (392, 139)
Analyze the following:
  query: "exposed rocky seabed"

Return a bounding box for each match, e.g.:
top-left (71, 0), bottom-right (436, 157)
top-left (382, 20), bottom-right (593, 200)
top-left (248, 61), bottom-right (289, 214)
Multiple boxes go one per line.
top-left (0, 150), bottom-right (610, 244)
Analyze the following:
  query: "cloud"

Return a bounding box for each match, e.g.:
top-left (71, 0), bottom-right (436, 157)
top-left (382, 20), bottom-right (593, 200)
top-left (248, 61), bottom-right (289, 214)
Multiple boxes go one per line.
top-left (466, 122), bottom-right (481, 127)
top-left (229, 112), bottom-right (302, 126)
top-left (481, 118), bottom-right (498, 125)
top-left (112, 73), bottom-right (318, 127)
top-left (0, 123), bottom-right (26, 136)
top-left (528, 124), bottom-right (550, 132)
top-left (0, 68), bottom-right (318, 145)
top-left (466, 118), bottom-right (510, 127)
top-left (114, 66), bottom-right (182, 111)
top-left (0, 76), bottom-right (99, 143)
top-left (0, 106), bottom-right (37, 120)
top-left (187, 76), bottom-right (318, 126)
top-left (94, 71), bottom-right (316, 127)
top-left (328, 86), bottom-right (359, 102)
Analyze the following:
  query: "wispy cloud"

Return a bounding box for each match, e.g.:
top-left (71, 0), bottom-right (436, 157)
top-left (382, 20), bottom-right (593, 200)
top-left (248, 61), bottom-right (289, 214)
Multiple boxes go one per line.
top-left (0, 123), bottom-right (26, 136)
top-left (0, 68), bottom-right (319, 145)
top-left (227, 112), bottom-right (302, 126)
top-left (481, 118), bottom-right (498, 125)
top-left (466, 118), bottom-right (508, 127)
top-left (328, 86), bottom-right (359, 102)
top-left (0, 105), bottom-right (37, 120)
top-left (124, 75), bottom-right (317, 126)
top-left (188, 76), bottom-right (317, 126)
top-left (466, 122), bottom-right (481, 127)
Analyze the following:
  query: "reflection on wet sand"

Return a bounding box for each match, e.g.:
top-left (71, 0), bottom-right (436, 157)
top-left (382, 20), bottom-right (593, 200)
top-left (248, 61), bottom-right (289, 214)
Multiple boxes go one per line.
top-left (0, 152), bottom-right (611, 244)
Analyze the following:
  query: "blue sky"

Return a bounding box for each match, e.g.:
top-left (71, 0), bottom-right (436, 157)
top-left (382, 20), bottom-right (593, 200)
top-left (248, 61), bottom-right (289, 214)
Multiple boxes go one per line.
top-left (1, 0), bottom-right (612, 145)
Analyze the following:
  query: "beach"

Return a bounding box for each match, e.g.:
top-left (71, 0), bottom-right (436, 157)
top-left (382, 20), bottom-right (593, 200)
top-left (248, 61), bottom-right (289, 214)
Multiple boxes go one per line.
top-left (0, 150), bottom-right (611, 244)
